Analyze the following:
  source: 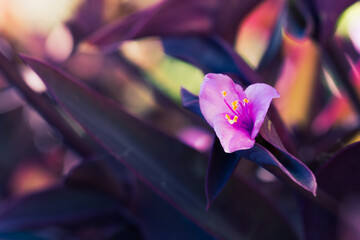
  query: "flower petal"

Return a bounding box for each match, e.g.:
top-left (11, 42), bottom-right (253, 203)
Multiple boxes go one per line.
top-left (199, 73), bottom-right (245, 127)
top-left (245, 83), bottom-right (280, 139)
top-left (213, 114), bottom-right (255, 153)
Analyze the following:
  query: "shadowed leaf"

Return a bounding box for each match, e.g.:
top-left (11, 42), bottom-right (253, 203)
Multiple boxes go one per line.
top-left (207, 138), bottom-right (317, 206)
top-left (304, 141), bottom-right (360, 240)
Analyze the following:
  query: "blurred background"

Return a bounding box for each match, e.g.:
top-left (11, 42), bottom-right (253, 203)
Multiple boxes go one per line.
top-left (0, 0), bottom-right (360, 239)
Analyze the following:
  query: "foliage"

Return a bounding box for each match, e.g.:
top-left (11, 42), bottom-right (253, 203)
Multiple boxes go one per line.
top-left (0, 0), bottom-right (359, 239)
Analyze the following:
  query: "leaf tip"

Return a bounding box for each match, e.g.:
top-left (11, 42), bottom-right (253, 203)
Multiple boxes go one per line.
top-left (311, 181), bottom-right (318, 197)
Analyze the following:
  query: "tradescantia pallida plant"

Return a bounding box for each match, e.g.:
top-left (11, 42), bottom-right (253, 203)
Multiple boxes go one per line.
top-left (0, 0), bottom-right (359, 239)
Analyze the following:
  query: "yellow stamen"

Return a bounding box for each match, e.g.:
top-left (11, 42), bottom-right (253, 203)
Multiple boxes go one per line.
top-left (225, 114), bottom-right (238, 124)
top-left (221, 91), bottom-right (227, 97)
top-left (232, 100), bottom-right (238, 110)
top-left (243, 98), bottom-right (249, 104)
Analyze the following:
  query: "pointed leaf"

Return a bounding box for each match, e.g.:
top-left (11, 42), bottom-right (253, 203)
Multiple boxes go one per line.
top-left (207, 139), bottom-right (317, 206)
top-left (21, 55), bottom-right (299, 239)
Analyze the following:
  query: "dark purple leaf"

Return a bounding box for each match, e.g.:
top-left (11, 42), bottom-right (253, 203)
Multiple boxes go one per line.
top-left (21, 55), bottom-right (299, 239)
top-left (304, 141), bottom-right (360, 240)
top-left (0, 186), bottom-right (133, 231)
top-left (86, 0), bottom-right (261, 51)
top-left (180, 87), bottom-right (202, 117)
top-left (207, 139), bottom-right (317, 207)
top-left (246, 144), bottom-right (316, 195)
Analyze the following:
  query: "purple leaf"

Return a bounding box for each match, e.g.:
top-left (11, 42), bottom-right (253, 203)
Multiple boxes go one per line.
top-left (0, 186), bottom-right (133, 231)
top-left (246, 144), bottom-right (316, 195)
top-left (21, 55), bottom-right (299, 239)
top-left (86, 0), bottom-right (261, 50)
top-left (207, 140), bottom-right (317, 206)
top-left (304, 141), bottom-right (360, 240)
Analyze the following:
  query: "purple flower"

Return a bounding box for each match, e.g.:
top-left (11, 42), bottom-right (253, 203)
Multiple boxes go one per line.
top-left (199, 73), bottom-right (280, 153)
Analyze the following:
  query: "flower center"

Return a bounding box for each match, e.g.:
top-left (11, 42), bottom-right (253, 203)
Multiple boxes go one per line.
top-left (221, 90), bottom-right (252, 130)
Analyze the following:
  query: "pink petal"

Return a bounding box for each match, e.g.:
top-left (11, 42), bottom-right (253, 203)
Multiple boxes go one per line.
top-left (199, 73), bottom-right (245, 127)
top-left (213, 114), bottom-right (255, 153)
top-left (245, 83), bottom-right (280, 139)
